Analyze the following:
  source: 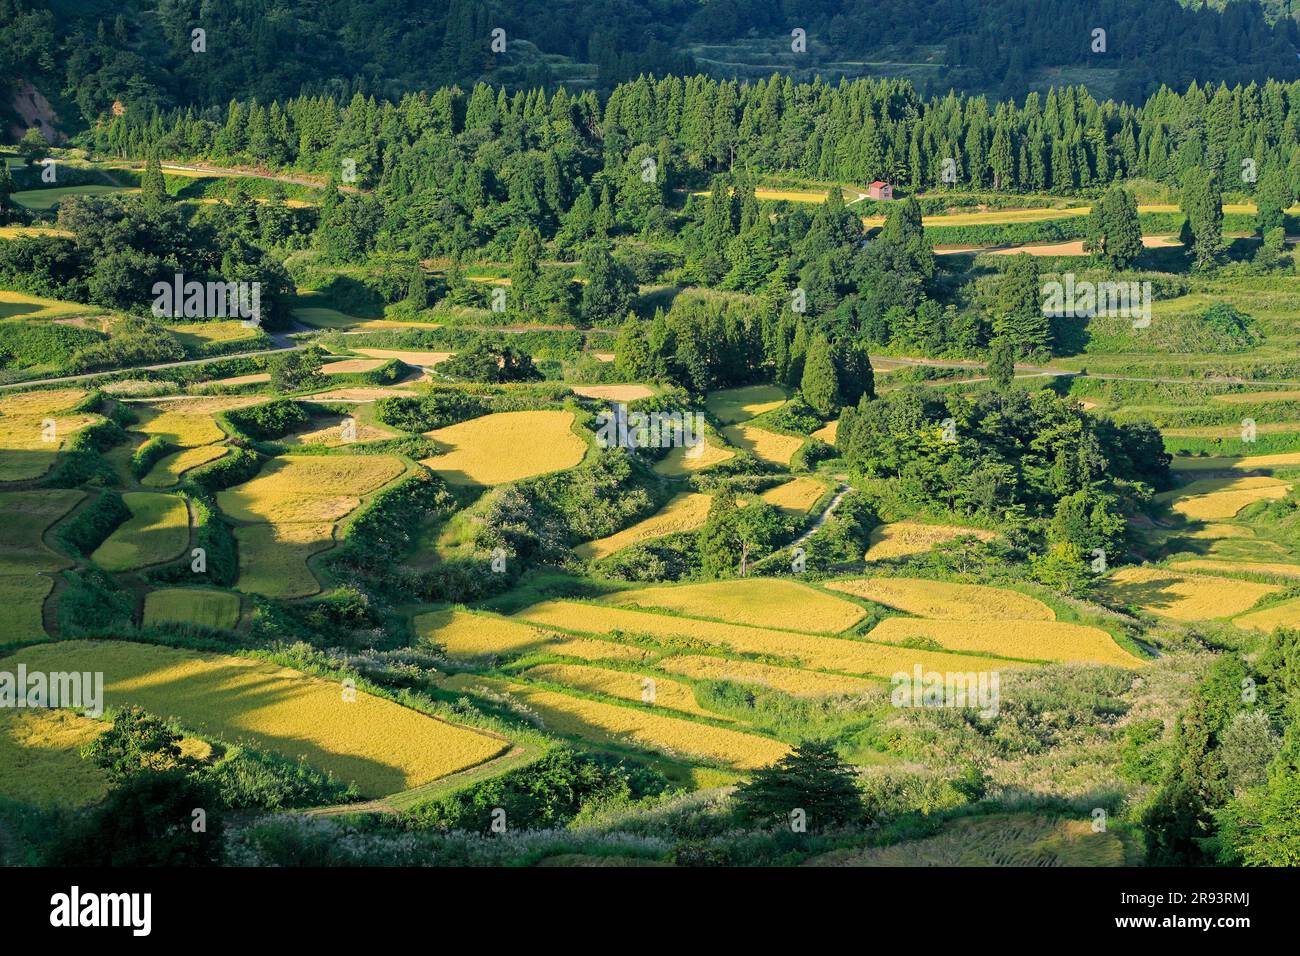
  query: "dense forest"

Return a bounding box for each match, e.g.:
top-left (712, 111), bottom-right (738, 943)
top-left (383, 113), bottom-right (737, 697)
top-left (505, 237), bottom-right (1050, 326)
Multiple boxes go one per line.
top-left (3, 0), bottom-right (1300, 132)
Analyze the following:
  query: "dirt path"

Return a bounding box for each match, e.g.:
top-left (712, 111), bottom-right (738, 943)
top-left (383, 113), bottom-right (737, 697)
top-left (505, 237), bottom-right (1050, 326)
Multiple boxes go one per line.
top-left (791, 484), bottom-right (850, 549)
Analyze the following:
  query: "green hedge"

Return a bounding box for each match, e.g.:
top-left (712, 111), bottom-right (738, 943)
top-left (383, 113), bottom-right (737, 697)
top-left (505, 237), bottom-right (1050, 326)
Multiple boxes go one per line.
top-left (58, 490), bottom-right (130, 557)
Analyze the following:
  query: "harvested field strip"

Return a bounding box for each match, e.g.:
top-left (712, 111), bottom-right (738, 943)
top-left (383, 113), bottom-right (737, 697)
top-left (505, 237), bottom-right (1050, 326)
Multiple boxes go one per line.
top-left (826, 578), bottom-right (1054, 621)
top-left (521, 663), bottom-right (732, 721)
top-left (657, 655), bottom-right (878, 698)
top-left (1170, 452), bottom-right (1300, 471)
top-left (866, 617), bottom-right (1139, 667)
top-left (421, 411), bottom-right (587, 486)
top-left (514, 601), bottom-right (1025, 677)
top-left (0, 489), bottom-right (83, 573)
top-left (721, 422), bottom-right (803, 466)
top-left (0, 389), bottom-right (88, 416)
top-left (865, 522), bottom-right (999, 560)
top-left (569, 384), bottom-right (656, 401)
top-left (142, 445), bottom-right (229, 487)
top-left (413, 608), bottom-right (652, 663)
top-left (575, 492), bottom-right (713, 561)
top-left (142, 588), bottom-right (241, 630)
top-left (605, 579), bottom-right (866, 632)
top-left (353, 348), bottom-right (453, 366)
top-left (1102, 566), bottom-right (1280, 621)
top-left (90, 492), bottom-right (189, 572)
top-left (442, 673), bottom-right (787, 770)
top-left (3, 641), bottom-right (510, 799)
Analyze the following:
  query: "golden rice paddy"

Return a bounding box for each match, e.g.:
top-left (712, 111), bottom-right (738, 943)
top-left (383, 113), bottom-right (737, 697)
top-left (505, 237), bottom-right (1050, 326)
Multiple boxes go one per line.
top-left (0, 412), bottom-right (98, 481)
top-left (575, 492), bottom-right (713, 560)
top-left (515, 600), bottom-right (1021, 678)
top-left (865, 521), bottom-right (1000, 561)
top-left (721, 422), bottom-right (804, 466)
top-left (131, 407), bottom-right (227, 447)
top-left (0, 709), bottom-right (113, 807)
top-left (3, 641), bottom-right (509, 798)
top-left (605, 578), bottom-right (866, 632)
top-left (1102, 566), bottom-right (1280, 621)
top-left (826, 578), bottom-right (1055, 621)
top-left (652, 432), bottom-right (735, 476)
top-left (0, 289), bottom-right (90, 321)
top-left (1170, 451), bottom-right (1300, 472)
top-left (141, 445), bottom-right (229, 487)
top-left (811, 419), bottom-right (839, 444)
top-left (442, 673), bottom-right (786, 770)
top-left (90, 492), bottom-right (190, 572)
top-left (353, 348), bottom-right (453, 366)
top-left (322, 358), bottom-right (386, 375)
top-left (217, 455), bottom-right (405, 523)
top-left (758, 477), bottom-right (829, 513)
top-left (657, 655), bottom-right (877, 698)
top-left (233, 523), bottom-right (333, 598)
top-left (413, 608), bottom-right (650, 663)
top-left (142, 588), bottom-right (242, 630)
top-left (1235, 597), bottom-right (1300, 633)
top-left (284, 416), bottom-right (396, 448)
top-left (522, 663), bottom-right (730, 721)
top-left (704, 384), bottom-right (787, 423)
top-left (1158, 476), bottom-right (1291, 520)
top-left (420, 411), bottom-right (587, 486)
top-left (1168, 559), bottom-right (1300, 579)
top-left (0, 388), bottom-right (88, 417)
top-left (866, 617), bottom-right (1139, 666)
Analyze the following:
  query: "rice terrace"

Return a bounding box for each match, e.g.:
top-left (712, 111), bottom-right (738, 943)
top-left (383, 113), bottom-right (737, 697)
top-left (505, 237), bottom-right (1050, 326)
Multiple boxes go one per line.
top-left (1, 0), bottom-right (1298, 912)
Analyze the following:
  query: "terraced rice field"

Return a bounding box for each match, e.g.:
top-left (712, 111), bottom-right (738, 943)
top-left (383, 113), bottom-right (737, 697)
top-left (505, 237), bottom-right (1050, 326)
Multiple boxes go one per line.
top-left (421, 411), bottom-right (587, 485)
top-left (0, 489), bottom-right (83, 573)
top-left (414, 608), bottom-right (651, 662)
top-left (132, 405), bottom-right (230, 446)
top-left (1168, 559), bottom-right (1300, 579)
top-left (757, 477), bottom-right (828, 513)
top-left (322, 358), bottom-right (386, 374)
top-left (657, 655), bottom-right (877, 697)
top-left (1212, 390), bottom-right (1300, 404)
top-left (865, 521), bottom-right (1000, 560)
top-left (704, 384), bottom-right (787, 423)
top-left (808, 813), bottom-right (1129, 867)
top-left (721, 422), bottom-right (804, 466)
top-left (827, 578), bottom-right (1054, 621)
top-left (233, 523), bottom-right (334, 598)
top-left (0, 574), bottom-right (54, 642)
top-left (217, 455), bottom-right (405, 523)
top-left (141, 445), bottom-right (229, 487)
top-left (166, 321), bottom-right (264, 351)
top-left (575, 492), bottom-right (713, 560)
top-left (90, 492), bottom-right (189, 571)
top-left (1102, 566), bottom-right (1280, 621)
top-left (516, 601), bottom-right (1021, 678)
top-left (0, 388), bottom-right (98, 481)
top-left (0, 289), bottom-right (92, 320)
top-left (1158, 476), bottom-right (1292, 520)
top-left (3, 641), bottom-right (509, 798)
top-left (443, 673), bottom-right (786, 769)
top-left (284, 416), bottom-right (396, 447)
top-left (1170, 452), bottom-right (1300, 472)
top-left (652, 433), bottom-right (735, 476)
top-left (1235, 597), bottom-right (1300, 633)
top-left (569, 384), bottom-right (656, 401)
top-left (10, 184), bottom-right (134, 211)
top-left (142, 588), bottom-right (242, 630)
top-left (0, 709), bottom-right (113, 807)
top-left (811, 420), bottom-right (839, 444)
top-left (866, 617), bottom-right (1138, 666)
top-left (605, 579), bottom-right (866, 632)
top-left (522, 663), bottom-right (730, 721)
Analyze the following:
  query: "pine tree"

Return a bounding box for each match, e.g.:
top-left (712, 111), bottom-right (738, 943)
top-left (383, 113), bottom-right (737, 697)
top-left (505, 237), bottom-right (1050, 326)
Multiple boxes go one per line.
top-left (987, 336), bottom-right (1015, 389)
top-left (992, 255), bottom-right (1051, 358)
top-left (405, 260), bottom-right (428, 310)
top-left (731, 740), bottom-right (864, 831)
top-left (800, 334), bottom-right (841, 417)
top-left (140, 151), bottom-right (166, 206)
top-left (1181, 169), bottom-right (1224, 272)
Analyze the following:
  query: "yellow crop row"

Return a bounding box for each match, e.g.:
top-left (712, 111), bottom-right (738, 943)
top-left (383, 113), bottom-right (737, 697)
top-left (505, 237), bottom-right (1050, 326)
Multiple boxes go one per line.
top-left (827, 578), bottom-right (1055, 621)
top-left (605, 578), bottom-right (866, 632)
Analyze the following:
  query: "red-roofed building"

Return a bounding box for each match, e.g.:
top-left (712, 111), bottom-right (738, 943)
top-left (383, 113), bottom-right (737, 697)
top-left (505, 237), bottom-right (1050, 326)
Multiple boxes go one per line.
top-left (867, 180), bottom-right (893, 200)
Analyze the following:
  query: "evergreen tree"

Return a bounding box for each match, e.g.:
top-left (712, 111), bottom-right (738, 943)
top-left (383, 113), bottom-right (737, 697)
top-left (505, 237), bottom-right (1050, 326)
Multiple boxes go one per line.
top-left (731, 740), bottom-right (864, 831)
top-left (800, 334), bottom-right (841, 416)
top-left (405, 260), bottom-right (428, 310)
top-left (140, 151), bottom-right (167, 206)
top-left (987, 336), bottom-right (1015, 389)
top-left (991, 255), bottom-right (1051, 357)
top-left (1181, 169), bottom-right (1224, 272)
